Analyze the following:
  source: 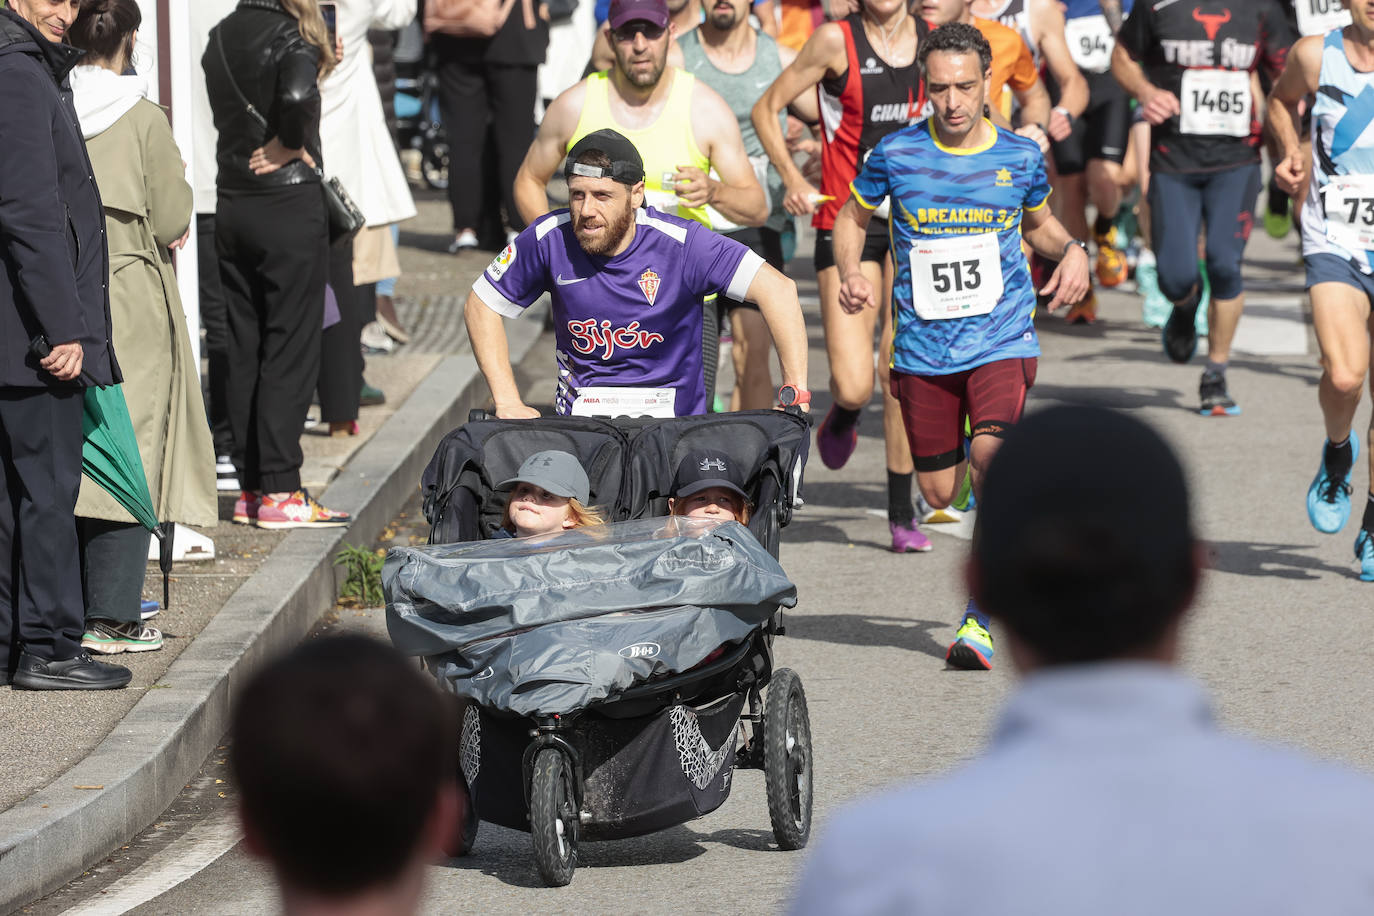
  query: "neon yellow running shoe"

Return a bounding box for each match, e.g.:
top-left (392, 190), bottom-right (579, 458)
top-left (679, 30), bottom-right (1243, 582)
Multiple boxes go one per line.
top-left (946, 611), bottom-right (994, 670)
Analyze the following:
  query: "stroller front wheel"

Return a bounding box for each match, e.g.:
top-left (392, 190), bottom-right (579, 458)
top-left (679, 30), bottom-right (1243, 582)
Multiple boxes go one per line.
top-left (530, 747), bottom-right (579, 886)
top-left (763, 668), bottom-right (813, 850)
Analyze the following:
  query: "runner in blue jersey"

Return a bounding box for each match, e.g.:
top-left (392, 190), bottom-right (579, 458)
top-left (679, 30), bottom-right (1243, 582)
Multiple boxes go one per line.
top-left (465, 129), bottom-right (810, 419)
top-left (834, 22), bottom-right (1090, 669)
top-left (1270, 3), bottom-right (1374, 582)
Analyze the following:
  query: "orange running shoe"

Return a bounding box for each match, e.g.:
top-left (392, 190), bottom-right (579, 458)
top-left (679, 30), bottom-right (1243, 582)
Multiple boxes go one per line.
top-left (1065, 290), bottom-right (1098, 325)
top-left (1095, 228), bottom-right (1129, 288)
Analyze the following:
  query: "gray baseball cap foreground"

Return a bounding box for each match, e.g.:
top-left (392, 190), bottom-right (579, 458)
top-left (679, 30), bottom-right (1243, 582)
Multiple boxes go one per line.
top-left (497, 450), bottom-right (591, 505)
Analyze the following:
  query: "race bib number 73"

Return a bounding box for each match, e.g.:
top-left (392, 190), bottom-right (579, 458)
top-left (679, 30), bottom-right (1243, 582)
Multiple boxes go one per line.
top-left (1324, 174), bottom-right (1374, 252)
top-left (909, 232), bottom-right (1004, 320)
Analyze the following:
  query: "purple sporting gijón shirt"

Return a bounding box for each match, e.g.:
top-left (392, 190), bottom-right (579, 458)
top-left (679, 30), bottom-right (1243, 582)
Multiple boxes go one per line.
top-left (472, 206), bottom-right (764, 416)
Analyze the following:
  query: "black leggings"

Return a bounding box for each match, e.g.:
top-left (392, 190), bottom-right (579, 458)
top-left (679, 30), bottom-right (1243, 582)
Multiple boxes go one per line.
top-left (437, 52), bottom-right (539, 231)
top-left (216, 184), bottom-right (327, 493)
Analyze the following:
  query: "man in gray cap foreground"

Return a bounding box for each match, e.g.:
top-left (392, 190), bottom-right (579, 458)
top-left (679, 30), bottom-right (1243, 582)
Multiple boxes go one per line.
top-left (789, 405), bottom-right (1374, 914)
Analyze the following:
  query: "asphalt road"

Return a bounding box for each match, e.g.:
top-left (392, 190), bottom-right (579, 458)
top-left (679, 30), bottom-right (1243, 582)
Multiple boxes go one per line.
top-left (24, 227), bottom-right (1374, 915)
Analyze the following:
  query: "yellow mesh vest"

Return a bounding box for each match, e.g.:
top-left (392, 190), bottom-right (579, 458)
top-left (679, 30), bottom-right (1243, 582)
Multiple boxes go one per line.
top-left (569, 69), bottom-right (713, 227)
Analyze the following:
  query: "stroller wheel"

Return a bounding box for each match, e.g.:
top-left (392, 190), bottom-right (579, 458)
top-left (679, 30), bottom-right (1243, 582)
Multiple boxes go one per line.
top-left (763, 668), bottom-right (813, 850)
top-left (530, 747), bottom-right (579, 886)
top-left (423, 138), bottom-right (449, 191)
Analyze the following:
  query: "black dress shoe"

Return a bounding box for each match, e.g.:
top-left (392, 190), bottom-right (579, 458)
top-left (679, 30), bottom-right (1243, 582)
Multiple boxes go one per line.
top-left (12, 651), bottom-right (132, 691)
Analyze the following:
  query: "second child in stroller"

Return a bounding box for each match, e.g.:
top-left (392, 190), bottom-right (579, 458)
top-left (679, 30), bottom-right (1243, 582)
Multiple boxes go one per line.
top-left (668, 448), bottom-right (752, 525)
top-left (495, 450), bottom-right (606, 539)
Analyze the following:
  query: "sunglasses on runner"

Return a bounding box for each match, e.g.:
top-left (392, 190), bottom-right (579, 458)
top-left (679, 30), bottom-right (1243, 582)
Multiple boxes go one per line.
top-left (612, 20), bottom-right (666, 41)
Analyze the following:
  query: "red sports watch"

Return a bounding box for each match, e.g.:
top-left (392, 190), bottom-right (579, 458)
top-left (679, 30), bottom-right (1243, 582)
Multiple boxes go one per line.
top-left (777, 385), bottom-right (811, 407)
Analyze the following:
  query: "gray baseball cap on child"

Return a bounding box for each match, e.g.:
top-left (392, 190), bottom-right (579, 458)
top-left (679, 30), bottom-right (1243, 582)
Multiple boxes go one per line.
top-left (497, 450), bottom-right (591, 505)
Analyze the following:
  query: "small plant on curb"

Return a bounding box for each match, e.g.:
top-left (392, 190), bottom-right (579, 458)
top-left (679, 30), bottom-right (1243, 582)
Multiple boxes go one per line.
top-left (334, 544), bottom-right (385, 607)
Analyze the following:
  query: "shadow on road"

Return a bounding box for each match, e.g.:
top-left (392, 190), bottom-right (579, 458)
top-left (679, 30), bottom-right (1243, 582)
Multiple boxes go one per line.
top-left (439, 822), bottom-right (779, 888)
top-left (1030, 381), bottom-right (1188, 412)
top-left (785, 612), bottom-right (948, 659)
top-left (1205, 539), bottom-right (1358, 581)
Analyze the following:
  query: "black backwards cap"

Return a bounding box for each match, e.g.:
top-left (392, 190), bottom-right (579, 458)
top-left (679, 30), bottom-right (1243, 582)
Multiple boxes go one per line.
top-left (563, 129), bottom-right (646, 186)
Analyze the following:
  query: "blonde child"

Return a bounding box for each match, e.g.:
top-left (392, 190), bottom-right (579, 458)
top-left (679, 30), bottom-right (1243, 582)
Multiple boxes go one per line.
top-left (497, 450), bottom-right (605, 538)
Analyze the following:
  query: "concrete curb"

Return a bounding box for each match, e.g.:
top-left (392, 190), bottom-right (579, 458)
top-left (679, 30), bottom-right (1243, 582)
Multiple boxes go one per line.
top-left (0, 307), bottom-right (547, 913)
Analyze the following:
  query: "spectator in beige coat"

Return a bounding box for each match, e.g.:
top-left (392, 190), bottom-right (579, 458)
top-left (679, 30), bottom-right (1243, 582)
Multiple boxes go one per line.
top-left (69, 0), bottom-right (216, 654)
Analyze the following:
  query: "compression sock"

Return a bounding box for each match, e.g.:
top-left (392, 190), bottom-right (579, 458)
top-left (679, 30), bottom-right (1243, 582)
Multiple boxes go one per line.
top-left (1363, 493), bottom-right (1374, 533)
top-left (828, 405), bottom-right (862, 432)
top-left (1093, 213), bottom-right (1116, 238)
top-left (887, 470), bottom-right (915, 526)
top-left (1204, 359), bottom-right (1227, 377)
top-left (1326, 435), bottom-right (1354, 478)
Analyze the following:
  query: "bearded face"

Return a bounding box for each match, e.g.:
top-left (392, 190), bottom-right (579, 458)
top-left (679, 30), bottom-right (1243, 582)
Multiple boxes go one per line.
top-left (610, 22), bottom-right (670, 89)
top-left (570, 179), bottom-right (639, 256)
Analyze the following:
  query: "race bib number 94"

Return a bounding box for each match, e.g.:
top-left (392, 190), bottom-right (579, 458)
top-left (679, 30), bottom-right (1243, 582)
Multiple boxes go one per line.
top-left (1323, 175), bottom-right (1374, 251)
top-left (910, 232), bottom-right (1004, 320)
top-left (1179, 69), bottom-right (1251, 138)
top-left (1065, 14), bottom-right (1113, 73)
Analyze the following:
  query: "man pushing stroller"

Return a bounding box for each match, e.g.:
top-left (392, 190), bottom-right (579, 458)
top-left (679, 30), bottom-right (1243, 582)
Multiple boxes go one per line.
top-left (464, 128), bottom-right (811, 419)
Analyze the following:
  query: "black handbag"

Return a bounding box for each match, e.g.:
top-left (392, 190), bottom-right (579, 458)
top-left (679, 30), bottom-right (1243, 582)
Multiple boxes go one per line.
top-left (212, 31), bottom-right (364, 247)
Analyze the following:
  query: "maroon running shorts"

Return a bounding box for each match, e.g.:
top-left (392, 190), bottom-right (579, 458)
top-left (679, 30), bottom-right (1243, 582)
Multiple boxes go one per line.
top-left (892, 357), bottom-right (1038, 472)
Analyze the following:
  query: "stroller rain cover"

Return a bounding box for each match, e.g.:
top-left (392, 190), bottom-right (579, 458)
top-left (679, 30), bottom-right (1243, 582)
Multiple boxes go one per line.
top-left (384, 518), bottom-right (797, 717)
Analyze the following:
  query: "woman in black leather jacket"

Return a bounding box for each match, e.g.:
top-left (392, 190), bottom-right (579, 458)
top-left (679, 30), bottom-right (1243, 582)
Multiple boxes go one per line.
top-left (202, 0), bottom-right (352, 529)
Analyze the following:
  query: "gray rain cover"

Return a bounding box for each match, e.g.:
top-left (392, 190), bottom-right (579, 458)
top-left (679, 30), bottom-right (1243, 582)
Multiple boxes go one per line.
top-left (384, 518), bottom-right (797, 717)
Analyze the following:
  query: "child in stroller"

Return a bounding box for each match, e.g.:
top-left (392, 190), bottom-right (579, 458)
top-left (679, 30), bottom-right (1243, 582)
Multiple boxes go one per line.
top-left (668, 448), bottom-right (752, 525)
top-left (495, 450), bottom-right (606, 539)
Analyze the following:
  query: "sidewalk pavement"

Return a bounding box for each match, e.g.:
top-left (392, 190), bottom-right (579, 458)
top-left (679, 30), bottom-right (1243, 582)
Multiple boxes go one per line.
top-left (0, 194), bottom-right (548, 913)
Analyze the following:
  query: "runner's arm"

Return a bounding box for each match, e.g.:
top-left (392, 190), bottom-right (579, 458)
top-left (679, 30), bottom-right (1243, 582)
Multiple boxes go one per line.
top-left (685, 82), bottom-right (769, 226)
top-left (1022, 204), bottom-right (1091, 311)
top-left (778, 44), bottom-right (820, 123)
top-left (514, 84), bottom-right (584, 225)
top-left (745, 265), bottom-right (810, 399)
top-left (756, 0), bottom-right (779, 37)
top-left (464, 292), bottom-right (540, 418)
top-left (1110, 43), bottom-right (1179, 125)
top-left (1098, 0), bottom-right (1123, 35)
top-left (752, 22), bottom-right (846, 214)
top-left (1033, 0), bottom-right (1088, 137)
top-left (1013, 77), bottom-right (1053, 152)
top-left (833, 195), bottom-right (875, 313)
top-left (1268, 35), bottom-right (1322, 197)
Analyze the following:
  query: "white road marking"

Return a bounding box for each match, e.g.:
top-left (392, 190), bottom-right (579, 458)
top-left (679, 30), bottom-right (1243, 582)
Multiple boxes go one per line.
top-left (1229, 295), bottom-right (1309, 357)
top-left (60, 809), bottom-right (241, 916)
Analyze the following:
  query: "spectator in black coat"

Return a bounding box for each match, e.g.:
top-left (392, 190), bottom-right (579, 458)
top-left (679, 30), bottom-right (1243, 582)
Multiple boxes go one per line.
top-left (0, 0), bottom-right (131, 690)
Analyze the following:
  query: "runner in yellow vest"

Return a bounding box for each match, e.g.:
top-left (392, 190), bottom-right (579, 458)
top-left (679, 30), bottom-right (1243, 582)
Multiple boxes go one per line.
top-left (513, 0), bottom-right (768, 230)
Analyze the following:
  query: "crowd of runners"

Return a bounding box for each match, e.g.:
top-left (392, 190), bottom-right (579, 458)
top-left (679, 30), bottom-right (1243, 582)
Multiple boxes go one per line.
top-left (467, 0), bottom-right (1374, 676)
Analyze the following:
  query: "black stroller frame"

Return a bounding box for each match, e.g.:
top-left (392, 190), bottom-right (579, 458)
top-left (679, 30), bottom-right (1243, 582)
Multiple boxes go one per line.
top-left (408, 408), bottom-right (814, 886)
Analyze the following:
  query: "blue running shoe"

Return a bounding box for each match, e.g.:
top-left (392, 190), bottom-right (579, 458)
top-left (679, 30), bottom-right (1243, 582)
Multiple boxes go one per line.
top-left (1308, 438), bottom-right (1359, 534)
top-left (1356, 529), bottom-right (1374, 582)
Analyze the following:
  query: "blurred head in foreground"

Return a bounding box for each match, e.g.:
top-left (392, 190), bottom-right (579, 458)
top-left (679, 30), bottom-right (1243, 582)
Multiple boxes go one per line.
top-left (969, 405), bottom-right (1200, 671)
top-left (232, 635), bottom-right (458, 915)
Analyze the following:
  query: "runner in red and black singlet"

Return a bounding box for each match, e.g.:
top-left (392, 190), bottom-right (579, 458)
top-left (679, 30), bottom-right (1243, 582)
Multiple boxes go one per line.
top-left (1112, 0), bottom-right (1294, 417)
top-left (813, 13), bottom-right (927, 235)
top-left (753, 0), bottom-right (937, 553)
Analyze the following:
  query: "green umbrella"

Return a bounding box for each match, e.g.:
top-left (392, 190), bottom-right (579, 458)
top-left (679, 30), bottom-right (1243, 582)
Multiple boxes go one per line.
top-left (30, 336), bottom-right (173, 607)
top-left (82, 384), bottom-right (175, 609)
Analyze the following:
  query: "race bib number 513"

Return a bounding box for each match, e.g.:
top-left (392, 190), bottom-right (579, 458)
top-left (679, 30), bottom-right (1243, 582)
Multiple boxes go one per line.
top-left (1179, 69), bottom-right (1251, 138)
top-left (909, 232), bottom-right (1004, 320)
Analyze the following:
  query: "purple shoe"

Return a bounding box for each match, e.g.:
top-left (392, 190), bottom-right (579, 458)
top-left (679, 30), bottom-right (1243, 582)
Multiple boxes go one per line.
top-left (890, 521), bottom-right (933, 553)
top-left (816, 405), bottom-right (860, 470)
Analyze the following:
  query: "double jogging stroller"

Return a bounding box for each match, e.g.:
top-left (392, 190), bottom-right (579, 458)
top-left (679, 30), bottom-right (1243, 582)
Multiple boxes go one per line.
top-left (384, 409), bottom-right (814, 885)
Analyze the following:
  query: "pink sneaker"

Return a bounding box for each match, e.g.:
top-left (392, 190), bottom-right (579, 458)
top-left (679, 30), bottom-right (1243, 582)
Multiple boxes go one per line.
top-left (255, 489), bottom-right (351, 529)
top-left (816, 405), bottom-right (860, 470)
top-left (890, 521), bottom-right (933, 553)
top-left (233, 491), bottom-right (260, 525)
